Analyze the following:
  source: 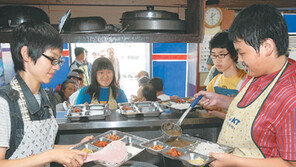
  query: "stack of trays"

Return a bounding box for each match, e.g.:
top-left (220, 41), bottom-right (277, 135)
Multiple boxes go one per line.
top-left (160, 97), bottom-right (203, 112)
top-left (140, 134), bottom-right (233, 167)
top-left (71, 130), bottom-right (148, 166)
top-left (66, 104), bottom-right (110, 121)
top-left (118, 101), bottom-right (164, 118)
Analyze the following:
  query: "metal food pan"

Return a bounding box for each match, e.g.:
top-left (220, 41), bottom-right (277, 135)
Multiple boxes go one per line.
top-left (118, 103), bottom-right (141, 117)
top-left (66, 105), bottom-right (86, 121)
top-left (86, 104), bottom-right (107, 110)
top-left (160, 146), bottom-right (189, 160)
top-left (91, 137), bottom-right (112, 148)
top-left (140, 139), bottom-right (169, 155)
top-left (179, 152), bottom-right (212, 167)
top-left (186, 138), bottom-right (233, 156)
top-left (85, 109), bottom-right (111, 121)
top-left (134, 101), bottom-right (154, 107)
top-left (71, 142), bottom-right (100, 153)
top-left (160, 135), bottom-right (197, 148)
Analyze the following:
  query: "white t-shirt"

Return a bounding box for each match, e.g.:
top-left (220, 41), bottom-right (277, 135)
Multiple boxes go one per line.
top-left (157, 94), bottom-right (170, 101)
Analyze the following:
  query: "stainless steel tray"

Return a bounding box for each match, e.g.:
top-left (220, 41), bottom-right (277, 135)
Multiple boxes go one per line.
top-left (66, 104), bottom-right (110, 121)
top-left (71, 130), bottom-right (148, 167)
top-left (140, 134), bottom-right (233, 166)
top-left (161, 97), bottom-right (203, 112)
top-left (118, 102), bottom-right (163, 118)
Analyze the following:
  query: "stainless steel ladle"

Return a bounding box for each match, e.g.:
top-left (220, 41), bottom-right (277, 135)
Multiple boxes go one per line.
top-left (161, 94), bottom-right (204, 142)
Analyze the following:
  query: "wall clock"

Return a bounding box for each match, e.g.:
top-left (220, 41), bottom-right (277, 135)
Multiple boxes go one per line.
top-left (205, 7), bottom-right (223, 28)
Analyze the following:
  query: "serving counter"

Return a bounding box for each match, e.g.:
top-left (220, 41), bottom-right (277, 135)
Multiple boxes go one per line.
top-left (56, 109), bottom-right (222, 143)
top-left (55, 109), bottom-right (223, 167)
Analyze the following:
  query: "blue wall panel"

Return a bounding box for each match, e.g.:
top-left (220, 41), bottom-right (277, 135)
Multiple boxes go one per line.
top-left (153, 43), bottom-right (187, 54)
top-left (152, 61), bottom-right (186, 97)
top-left (284, 14), bottom-right (296, 33)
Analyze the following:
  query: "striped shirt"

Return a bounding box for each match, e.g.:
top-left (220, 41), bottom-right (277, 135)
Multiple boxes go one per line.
top-left (238, 59), bottom-right (296, 160)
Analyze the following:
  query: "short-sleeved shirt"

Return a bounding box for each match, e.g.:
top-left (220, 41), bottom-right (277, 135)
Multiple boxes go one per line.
top-left (238, 59), bottom-right (296, 160)
top-left (206, 69), bottom-right (247, 93)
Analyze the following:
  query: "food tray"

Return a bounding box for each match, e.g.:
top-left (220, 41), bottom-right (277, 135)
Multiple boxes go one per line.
top-left (66, 104), bottom-right (110, 121)
top-left (140, 134), bottom-right (233, 166)
top-left (118, 102), bottom-right (163, 118)
top-left (161, 97), bottom-right (203, 112)
top-left (71, 130), bottom-right (148, 167)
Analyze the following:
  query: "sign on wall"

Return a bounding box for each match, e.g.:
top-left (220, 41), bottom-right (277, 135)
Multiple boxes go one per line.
top-left (199, 35), bottom-right (214, 72)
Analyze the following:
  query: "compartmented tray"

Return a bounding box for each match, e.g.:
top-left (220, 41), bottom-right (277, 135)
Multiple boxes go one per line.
top-left (118, 101), bottom-right (163, 118)
top-left (71, 130), bottom-right (148, 167)
top-left (160, 97), bottom-right (203, 112)
top-left (66, 104), bottom-right (110, 121)
top-left (140, 134), bottom-right (233, 166)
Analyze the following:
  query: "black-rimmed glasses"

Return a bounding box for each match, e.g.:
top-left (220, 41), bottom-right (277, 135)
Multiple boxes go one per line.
top-left (42, 53), bottom-right (65, 66)
top-left (210, 52), bottom-right (229, 59)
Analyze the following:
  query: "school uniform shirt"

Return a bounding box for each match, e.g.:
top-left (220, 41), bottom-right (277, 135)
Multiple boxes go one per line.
top-left (206, 69), bottom-right (247, 97)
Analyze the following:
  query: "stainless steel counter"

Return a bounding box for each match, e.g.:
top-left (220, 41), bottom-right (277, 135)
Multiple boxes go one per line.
top-left (57, 109), bottom-right (223, 131)
top-left (55, 109), bottom-right (223, 167)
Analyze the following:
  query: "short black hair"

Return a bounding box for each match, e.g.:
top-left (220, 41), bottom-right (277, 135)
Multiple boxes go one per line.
top-left (74, 47), bottom-right (85, 57)
top-left (142, 84), bottom-right (157, 101)
top-left (149, 77), bottom-right (163, 92)
top-left (229, 4), bottom-right (288, 57)
top-left (209, 31), bottom-right (237, 62)
top-left (11, 21), bottom-right (63, 73)
top-left (72, 68), bottom-right (84, 75)
top-left (58, 79), bottom-right (76, 100)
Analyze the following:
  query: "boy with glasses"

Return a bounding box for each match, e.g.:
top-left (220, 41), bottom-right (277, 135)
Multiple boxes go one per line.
top-left (205, 31), bottom-right (247, 119)
top-left (0, 21), bottom-right (93, 167)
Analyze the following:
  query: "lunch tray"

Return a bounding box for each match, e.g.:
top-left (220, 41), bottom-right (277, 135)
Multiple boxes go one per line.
top-left (118, 101), bottom-right (164, 118)
top-left (71, 130), bottom-right (148, 167)
top-left (160, 97), bottom-right (203, 112)
top-left (140, 134), bottom-right (233, 167)
top-left (66, 104), bottom-right (111, 121)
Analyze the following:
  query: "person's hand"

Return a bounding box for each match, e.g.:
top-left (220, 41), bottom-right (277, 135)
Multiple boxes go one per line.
top-left (194, 91), bottom-right (220, 108)
top-left (49, 149), bottom-right (87, 167)
top-left (209, 153), bottom-right (240, 167)
top-left (79, 135), bottom-right (94, 144)
top-left (194, 91), bottom-right (233, 110)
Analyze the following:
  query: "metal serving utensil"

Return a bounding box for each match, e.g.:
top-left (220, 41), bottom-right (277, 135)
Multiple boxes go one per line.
top-left (161, 94), bottom-right (204, 142)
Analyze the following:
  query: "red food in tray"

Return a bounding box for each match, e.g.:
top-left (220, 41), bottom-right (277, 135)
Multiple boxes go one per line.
top-left (106, 134), bottom-right (121, 140)
top-left (93, 140), bottom-right (109, 147)
top-left (166, 148), bottom-right (183, 157)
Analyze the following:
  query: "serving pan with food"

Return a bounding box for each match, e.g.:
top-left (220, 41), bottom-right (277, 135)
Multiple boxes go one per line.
top-left (66, 104), bottom-right (110, 121)
top-left (140, 134), bottom-right (233, 167)
top-left (71, 130), bottom-right (148, 167)
top-left (118, 102), bottom-right (163, 118)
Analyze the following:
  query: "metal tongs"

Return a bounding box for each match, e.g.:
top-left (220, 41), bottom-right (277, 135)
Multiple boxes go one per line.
top-left (161, 94), bottom-right (204, 142)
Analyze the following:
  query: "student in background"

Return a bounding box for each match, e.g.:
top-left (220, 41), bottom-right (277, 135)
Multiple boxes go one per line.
top-left (72, 68), bottom-right (85, 88)
top-left (202, 31), bottom-right (247, 119)
top-left (76, 57), bottom-right (128, 109)
top-left (54, 79), bottom-right (76, 104)
top-left (149, 77), bottom-right (179, 101)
